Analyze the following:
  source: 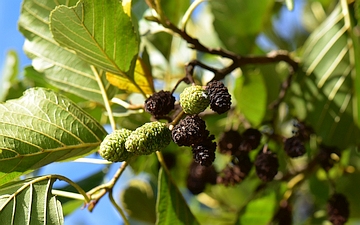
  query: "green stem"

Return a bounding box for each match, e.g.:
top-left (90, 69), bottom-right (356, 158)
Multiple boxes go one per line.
top-left (51, 189), bottom-right (85, 200)
top-left (170, 110), bottom-right (185, 127)
top-left (109, 189), bottom-right (130, 225)
top-left (156, 151), bottom-right (170, 174)
top-left (87, 161), bottom-right (129, 196)
top-left (91, 65), bottom-right (116, 131)
top-left (53, 174), bottom-right (91, 203)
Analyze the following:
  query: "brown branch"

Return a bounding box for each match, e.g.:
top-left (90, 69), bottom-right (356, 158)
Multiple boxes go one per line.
top-left (153, 18), bottom-right (300, 116)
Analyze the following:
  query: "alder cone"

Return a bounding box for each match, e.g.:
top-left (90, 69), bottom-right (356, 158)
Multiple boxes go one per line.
top-left (172, 115), bottom-right (209, 147)
top-left (205, 80), bottom-right (231, 114)
top-left (145, 90), bottom-right (175, 117)
top-left (254, 149), bottom-right (279, 182)
top-left (327, 193), bottom-right (349, 225)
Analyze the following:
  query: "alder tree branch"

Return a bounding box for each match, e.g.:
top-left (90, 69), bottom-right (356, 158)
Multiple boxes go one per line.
top-left (149, 18), bottom-right (300, 110)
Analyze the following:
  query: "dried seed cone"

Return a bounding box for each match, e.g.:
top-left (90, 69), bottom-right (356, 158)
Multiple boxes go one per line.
top-left (145, 90), bottom-right (175, 117)
top-left (327, 193), bottom-right (349, 225)
top-left (272, 200), bottom-right (293, 225)
top-left (180, 85), bottom-right (210, 115)
top-left (186, 161), bottom-right (217, 195)
top-left (239, 128), bottom-right (262, 152)
top-left (172, 115), bottom-right (209, 147)
top-left (218, 130), bottom-right (242, 155)
top-left (205, 80), bottom-right (231, 114)
top-left (317, 145), bottom-right (341, 171)
top-left (125, 121), bottom-right (171, 155)
top-left (254, 149), bottom-right (279, 182)
top-left (217, 153), bottom-right (252, 186)
top-left (99, 129), bottom-right (133, 162)
top-left (192, 135), bottom-right (217, 167)
top-left (284, 136), bottom-right (306, 158)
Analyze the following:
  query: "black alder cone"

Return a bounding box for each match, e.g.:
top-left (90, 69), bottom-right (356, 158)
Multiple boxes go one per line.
top-left (238, 128), bottom-right (262, 153)
top-left (254, 149), bottom-right (279, 182)
top-left (172, 115), bottom-right (209, 147)
top-left (217, 153), bottom-right (252, 186)
top-left (327, 193), bottom-right (349, 225)
top-left (205, 80), bottom-right (231, 114)
top-left (192, 135), bottom-right (217, 167)
top-left (186, 161), bottom-right (218, 195)
top-left (272, 200), bottom-right (293, 225)
top-left (317, 145), bottom-right (341, 171)
top-left (145, 90), bottom-right (175, 117)
top-left (218, 130), bottom-right (242, 155)
top-left (284, 136), bottom-right (306, 158)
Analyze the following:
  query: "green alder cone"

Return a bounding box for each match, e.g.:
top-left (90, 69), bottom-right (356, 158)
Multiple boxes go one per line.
top-left (125, 121), bottom-right (171, 155)
top-left (99, 129), bottom-right (134, 162)
top-left (180, 85), bottom-right (210, 115)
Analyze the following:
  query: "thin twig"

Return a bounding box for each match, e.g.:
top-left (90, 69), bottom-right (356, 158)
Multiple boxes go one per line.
top-left (109, 189), bottom-right (130, 225)
top-left (91, 66), bottom-right (116, 131)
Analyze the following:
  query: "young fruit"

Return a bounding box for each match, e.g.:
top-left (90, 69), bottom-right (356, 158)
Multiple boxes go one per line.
top-left (180, 85), bottom-right (210, 115)
top-left (125, 121), bottom-right (171, 155)
top-left (99, 129), bottom-right (133, 162)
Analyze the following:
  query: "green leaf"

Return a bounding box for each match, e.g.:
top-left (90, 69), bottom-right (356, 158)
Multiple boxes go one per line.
top-left (291, 2), bottom-right (360, 149)
top-left (18, 0), bottom-right (116, 104)
top-left (50, 0), bottom-right (144, 95)
top-left (121, 179), bottom-right (157, 223)
top-left (160, 0), bottom-right (190, 25)
top-left (238, 192), bottom-right (276, 225)
top-left (234, 69), bottom-right (267, 126)
top-left (0, 176), bottom-right (63, 225)
top-left (106, 58), bottom-right (155, 94)
top-left (0, 88), bottom-right (107, 185)
top-left (209, 0), bottom-right (274, 54)
top-left (156, 168), bottom-right (200, 225)
top-left (0, 50), bottom-right (20, 102)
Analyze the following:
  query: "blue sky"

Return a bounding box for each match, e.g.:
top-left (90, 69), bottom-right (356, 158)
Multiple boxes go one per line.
top-left (0, 1), bottom-right (31, 74)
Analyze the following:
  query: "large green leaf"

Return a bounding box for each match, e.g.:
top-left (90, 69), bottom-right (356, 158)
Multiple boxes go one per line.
top-left (18, 0), bottom-right (116, 104)
top-left (156, 168), bottom-right (200, 225)
top-left (121, 179), bottom-right (157, 223)
top-left (209, 0), bottom-right (274, 54)
top-left (0, 88), bottom-right (107, 185)
top-left (234, 69), bottom-right (267, 126)
top-left (238, 192), bottom-right (276, 225)
top-left (290, 2), bottom-right (360, 149)
top-left (50, 0), bottom-right (146, 95)
top-left (160, 0), bottom-right (190, 25)
top-left (0, 176), bottom-right (63, 225)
